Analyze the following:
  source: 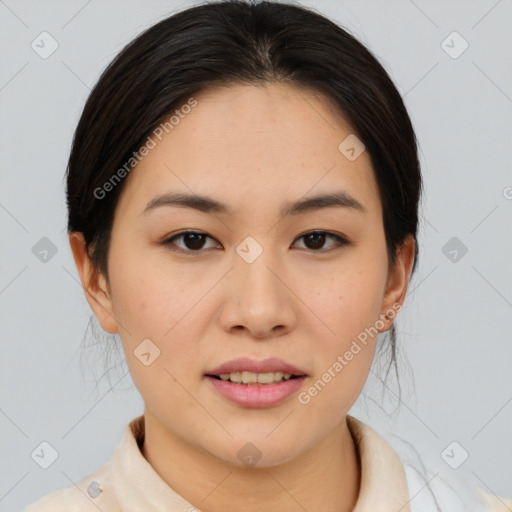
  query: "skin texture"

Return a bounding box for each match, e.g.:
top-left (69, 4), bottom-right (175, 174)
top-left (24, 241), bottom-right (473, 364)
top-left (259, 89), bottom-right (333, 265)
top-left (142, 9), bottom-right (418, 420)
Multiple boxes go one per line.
top-left (70, 82), bottom-right (415, 512)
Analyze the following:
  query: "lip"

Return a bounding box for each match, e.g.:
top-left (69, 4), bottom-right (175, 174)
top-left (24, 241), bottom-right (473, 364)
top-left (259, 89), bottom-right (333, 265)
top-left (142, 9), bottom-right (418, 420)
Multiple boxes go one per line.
top-left (205, 375), bottom-right (307, 408)
top-left (206, 357), bottom-right (308, 376)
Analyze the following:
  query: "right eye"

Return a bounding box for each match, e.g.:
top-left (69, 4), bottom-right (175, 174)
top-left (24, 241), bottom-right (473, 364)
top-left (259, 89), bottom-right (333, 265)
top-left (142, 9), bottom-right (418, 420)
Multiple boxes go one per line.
top-left (161, 230), bottom-right (221, 253)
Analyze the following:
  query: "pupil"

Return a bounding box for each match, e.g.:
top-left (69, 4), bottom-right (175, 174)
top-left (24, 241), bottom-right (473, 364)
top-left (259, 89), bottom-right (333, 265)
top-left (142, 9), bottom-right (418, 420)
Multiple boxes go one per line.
top-left (306, 232), bottom-right (325, 250)
top-left (185, 233), bottom-right (205, 250)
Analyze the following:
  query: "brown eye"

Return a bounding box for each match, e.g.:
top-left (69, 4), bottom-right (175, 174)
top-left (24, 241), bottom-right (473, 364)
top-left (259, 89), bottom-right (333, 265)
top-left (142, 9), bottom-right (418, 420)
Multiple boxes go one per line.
top-left (162, 231), bottom-right (220, 252)
top-left (293, 231), bottom-right (349, 252)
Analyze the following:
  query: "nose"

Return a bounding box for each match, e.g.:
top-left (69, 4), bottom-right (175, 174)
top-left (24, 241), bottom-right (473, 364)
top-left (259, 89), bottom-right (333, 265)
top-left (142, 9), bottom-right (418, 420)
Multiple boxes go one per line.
top-left (218, 244), bottom-right (296, 339)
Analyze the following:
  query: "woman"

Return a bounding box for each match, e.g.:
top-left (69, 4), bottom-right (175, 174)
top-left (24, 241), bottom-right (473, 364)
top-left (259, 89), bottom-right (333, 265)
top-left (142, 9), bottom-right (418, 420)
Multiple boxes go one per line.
top-left (24, 1), bottom-right (511, 510)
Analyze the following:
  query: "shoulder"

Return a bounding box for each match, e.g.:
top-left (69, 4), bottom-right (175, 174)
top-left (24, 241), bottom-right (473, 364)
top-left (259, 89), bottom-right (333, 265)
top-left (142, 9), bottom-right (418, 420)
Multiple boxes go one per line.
top-left (23, 461), bottom-right (120, 512)
top-left (403, 460), bottom-right (512, 511)
top-left (385, 431), bottom-right (512, 512)
top-left (474, 487), bottom-right (512, 512)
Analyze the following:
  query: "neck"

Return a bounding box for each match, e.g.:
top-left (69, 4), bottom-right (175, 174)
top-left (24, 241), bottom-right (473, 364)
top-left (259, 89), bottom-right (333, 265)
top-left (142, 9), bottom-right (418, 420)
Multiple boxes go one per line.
top-left (141, 409), bottom-right (361, 512)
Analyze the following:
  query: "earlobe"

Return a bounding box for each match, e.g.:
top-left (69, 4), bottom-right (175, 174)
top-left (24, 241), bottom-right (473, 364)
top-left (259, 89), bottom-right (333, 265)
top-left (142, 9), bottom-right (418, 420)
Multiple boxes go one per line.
top-left (68, 232), bottom-right (119, 334)
top-left (378, 235), bottom-right (416, 332)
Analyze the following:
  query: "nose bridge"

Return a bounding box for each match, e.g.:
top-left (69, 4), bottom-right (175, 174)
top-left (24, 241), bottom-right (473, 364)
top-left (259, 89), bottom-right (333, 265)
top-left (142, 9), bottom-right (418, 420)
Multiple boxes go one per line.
top-left (234, 234), bottom-right (283, 298)
top-left (226, 234), bottom-right (293, 334)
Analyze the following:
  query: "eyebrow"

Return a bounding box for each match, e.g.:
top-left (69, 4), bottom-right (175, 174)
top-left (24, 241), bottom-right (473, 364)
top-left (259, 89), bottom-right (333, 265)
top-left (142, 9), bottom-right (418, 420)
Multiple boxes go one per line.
top-left (140, 190), bottom-right (367, 218)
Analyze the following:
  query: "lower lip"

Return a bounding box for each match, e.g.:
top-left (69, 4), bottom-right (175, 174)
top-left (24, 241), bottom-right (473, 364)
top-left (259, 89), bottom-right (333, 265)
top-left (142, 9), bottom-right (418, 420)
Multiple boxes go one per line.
top-left (205, 375), bottom-right (307, 408)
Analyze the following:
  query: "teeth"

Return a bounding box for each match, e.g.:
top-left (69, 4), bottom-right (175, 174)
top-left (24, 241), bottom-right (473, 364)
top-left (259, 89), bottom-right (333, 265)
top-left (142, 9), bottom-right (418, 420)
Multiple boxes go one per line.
top-left (218, 371), bottom-right (295, 384)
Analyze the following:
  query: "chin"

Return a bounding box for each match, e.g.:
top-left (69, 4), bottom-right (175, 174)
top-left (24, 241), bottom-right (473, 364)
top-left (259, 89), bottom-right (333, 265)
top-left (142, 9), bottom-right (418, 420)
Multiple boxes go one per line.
top-left (206, 437), bottom-right (305, 470)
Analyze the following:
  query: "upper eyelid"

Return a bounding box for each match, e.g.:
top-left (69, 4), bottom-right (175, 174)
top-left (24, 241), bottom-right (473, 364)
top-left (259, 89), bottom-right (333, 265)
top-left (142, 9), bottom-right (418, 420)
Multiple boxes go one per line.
top-left (166, 229), bottom-right (344, 240)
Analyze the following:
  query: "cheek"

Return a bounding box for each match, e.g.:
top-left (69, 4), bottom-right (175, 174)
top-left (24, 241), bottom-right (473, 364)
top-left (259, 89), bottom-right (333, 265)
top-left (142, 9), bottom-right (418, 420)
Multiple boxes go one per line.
top-left (108, 256), bottom-right (210, 380)
top-left (313, 261), bottom-right (386, 341)
top-left (301, 257), bottom-right (386, 407)
top-left (109, 251), bottom-right (189, 335)
top-left (110, 263), bottom-right (203, 409)
top-left (298, 271), bottom-right (382, 419)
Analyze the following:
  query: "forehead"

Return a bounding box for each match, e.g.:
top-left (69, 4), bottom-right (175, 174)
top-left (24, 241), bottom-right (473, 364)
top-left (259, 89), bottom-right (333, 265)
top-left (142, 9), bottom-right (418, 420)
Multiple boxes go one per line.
top-left (115, 82), bottom-right (380, 219)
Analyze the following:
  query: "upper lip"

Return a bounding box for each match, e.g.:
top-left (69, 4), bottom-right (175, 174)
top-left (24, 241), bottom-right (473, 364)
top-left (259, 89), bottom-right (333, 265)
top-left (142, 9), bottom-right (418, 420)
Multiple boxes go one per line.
top-left (206, 357), bottom-right (308, 376)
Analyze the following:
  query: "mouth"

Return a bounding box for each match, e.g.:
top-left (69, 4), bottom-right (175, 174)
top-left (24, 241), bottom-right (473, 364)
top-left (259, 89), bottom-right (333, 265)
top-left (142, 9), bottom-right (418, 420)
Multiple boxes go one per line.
top-left (204, 357), bottom-right (308, 407)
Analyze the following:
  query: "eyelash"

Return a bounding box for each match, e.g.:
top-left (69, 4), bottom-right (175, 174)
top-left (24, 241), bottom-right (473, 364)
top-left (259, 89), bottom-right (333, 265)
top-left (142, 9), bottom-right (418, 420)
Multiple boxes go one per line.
top-left (161, 230), bottom-right (350, 254)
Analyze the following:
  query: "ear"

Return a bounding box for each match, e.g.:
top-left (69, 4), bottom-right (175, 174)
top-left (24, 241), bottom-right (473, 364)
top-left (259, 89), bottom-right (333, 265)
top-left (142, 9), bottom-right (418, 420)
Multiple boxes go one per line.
top-left (378, 234), bottom-right (416, 332)
top-left (68, 232), bottom-right (119, 334)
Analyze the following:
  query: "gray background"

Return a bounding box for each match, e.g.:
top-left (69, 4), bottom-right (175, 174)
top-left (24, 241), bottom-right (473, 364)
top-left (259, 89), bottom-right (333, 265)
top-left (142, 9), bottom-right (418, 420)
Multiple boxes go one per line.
top-left (1, 0), bottom-right (511, 510)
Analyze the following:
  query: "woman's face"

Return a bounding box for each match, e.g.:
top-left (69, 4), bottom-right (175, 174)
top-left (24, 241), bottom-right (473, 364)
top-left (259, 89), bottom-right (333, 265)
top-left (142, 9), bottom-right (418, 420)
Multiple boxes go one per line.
top-left (74, 82), bottom-right (414, 467)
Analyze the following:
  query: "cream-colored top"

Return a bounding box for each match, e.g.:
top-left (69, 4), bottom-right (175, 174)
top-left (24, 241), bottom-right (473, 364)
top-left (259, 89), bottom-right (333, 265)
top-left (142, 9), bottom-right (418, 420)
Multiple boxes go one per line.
top-left (24, 414), bottom-right (511, 511)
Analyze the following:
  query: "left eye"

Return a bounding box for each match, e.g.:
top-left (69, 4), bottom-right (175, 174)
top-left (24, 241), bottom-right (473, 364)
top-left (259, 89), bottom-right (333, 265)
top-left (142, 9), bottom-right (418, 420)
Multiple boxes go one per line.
top-left (161, 230), bottom-right (349, 253)
top-left (294, 231), bottom-right (349, 251)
